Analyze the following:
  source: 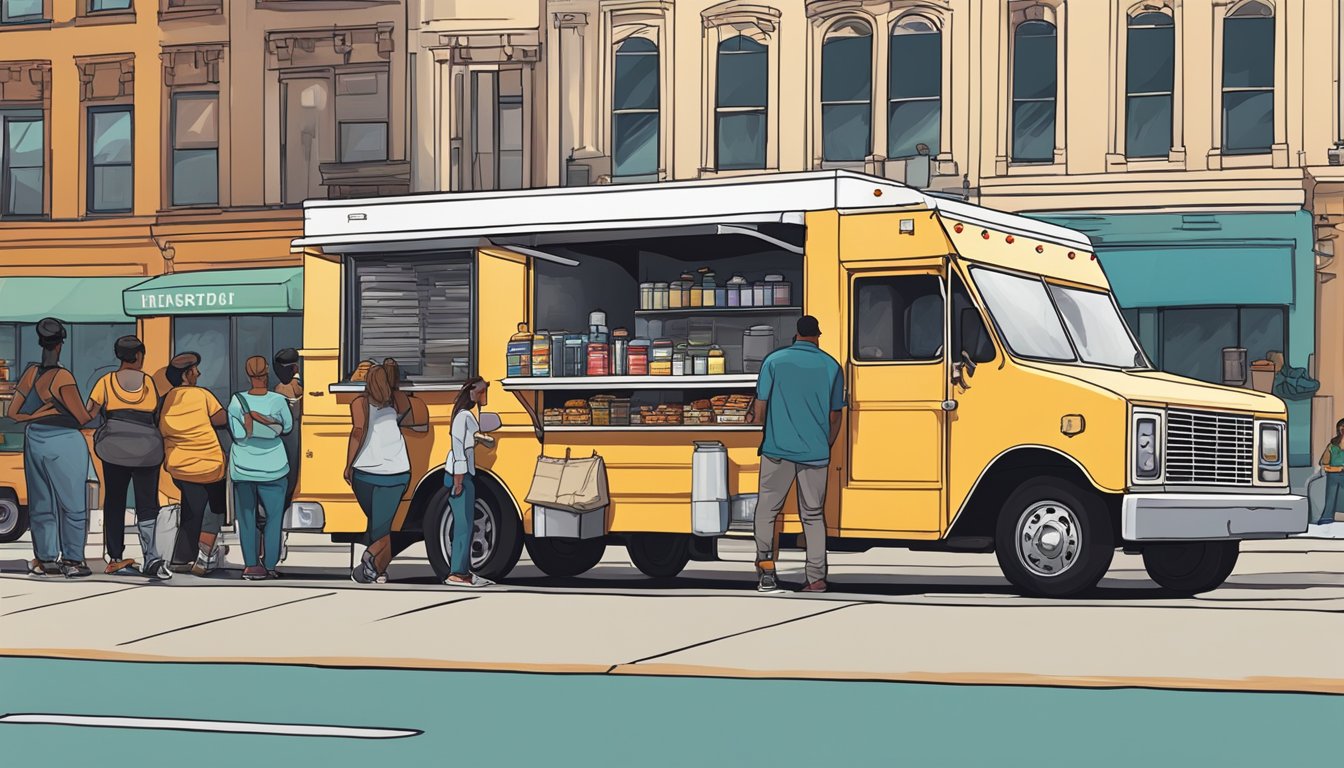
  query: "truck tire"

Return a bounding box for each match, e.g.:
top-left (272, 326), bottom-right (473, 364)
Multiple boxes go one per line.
top-left (424, 484), bottom-right (523, 582)
top-left (525, 537), bottom-right (606, 578)
top-left (995, 478), bottom-right (1114, 598)
top-left (1141, 541), bottom-right (1239, 595)
top-left (0, 490), bottom-right (26, 544)
top-left (626, 534), bottom-right (691, 579)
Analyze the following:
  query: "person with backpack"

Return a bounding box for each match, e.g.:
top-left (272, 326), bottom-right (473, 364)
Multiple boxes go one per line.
top-left (87, 335), bottom-right (169, 580)
top-left (11, 319), bottom-right (96, 578)
top-left (159, 352), bottom-right (230, 575)
top-left (227, 356), bottom-right (293, 580)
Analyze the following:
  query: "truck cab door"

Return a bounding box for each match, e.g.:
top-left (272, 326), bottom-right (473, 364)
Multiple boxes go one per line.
top-left (841, 264), bottom-right (947, 535)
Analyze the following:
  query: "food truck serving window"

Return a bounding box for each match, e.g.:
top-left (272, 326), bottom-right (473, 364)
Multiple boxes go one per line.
top-left (348, 253), bottom-right (475, 384)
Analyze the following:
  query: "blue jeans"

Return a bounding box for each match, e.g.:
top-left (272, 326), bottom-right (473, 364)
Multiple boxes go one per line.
top-left (234, 478), bottom-right (287, 569)
top-left (1320, 472), bottom-right (1344, 524)
top-left (447, 474), bottom-right (475, 576)
top-left (24, 423), bottom-right (91, 563)
top-left (352, 470), bottom-right (410, 543)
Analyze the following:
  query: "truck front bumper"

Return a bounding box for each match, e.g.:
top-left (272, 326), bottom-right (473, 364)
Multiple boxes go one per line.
top-left (1121, 492), bottom-right (1308, 541)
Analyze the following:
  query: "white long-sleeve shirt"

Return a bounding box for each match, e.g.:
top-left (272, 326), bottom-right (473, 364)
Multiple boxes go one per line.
top-left (449, 408), bottom-right (479, 476)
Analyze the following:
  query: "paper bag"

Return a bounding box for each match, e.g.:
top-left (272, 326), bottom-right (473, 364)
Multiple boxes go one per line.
top-left (525, 448), bottom-right (609, 513)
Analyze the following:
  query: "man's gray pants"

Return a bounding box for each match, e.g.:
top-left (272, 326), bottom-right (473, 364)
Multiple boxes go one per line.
top-left (753, 456), bottom-right (829, 584)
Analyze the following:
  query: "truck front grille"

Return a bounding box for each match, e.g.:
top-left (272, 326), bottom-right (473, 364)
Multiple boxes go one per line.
top-left (1164, 409), bottom-right (1255, 486)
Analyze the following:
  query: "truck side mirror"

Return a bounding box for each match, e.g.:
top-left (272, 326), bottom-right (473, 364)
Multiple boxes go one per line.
top-left (959, 307), bottom-right (994, 363)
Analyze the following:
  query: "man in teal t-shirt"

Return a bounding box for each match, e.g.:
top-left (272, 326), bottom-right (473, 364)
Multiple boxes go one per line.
top-left (752, 316), bottom-right (846, 593)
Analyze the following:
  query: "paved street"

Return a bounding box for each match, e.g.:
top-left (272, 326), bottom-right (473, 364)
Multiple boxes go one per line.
top-left (3, 530), bottom-right (1343, 693)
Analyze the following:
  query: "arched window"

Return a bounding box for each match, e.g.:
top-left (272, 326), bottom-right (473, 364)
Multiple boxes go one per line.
top-left (1222, 1), bottom-right (1274, 155)
top-left (1011, 19), bottom-right (1057, 163)
top-left (716, 35), bottom-right (768, 170)
top-left (888, 14), bottom-right (941, 159)
top-left (820, 20), bottom-right (872, 163)
top-left (612, 36), bottom-right (659, 179)
top-left (1125, 9), bottom-right (1174, 158)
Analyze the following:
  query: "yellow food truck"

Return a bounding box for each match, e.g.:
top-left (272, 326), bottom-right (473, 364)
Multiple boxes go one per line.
top-left (289, 170), bottom-right (1307, 597)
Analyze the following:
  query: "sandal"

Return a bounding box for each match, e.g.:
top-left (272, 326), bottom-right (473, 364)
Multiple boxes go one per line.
top-left (28, 559), bottom-right (61, 576)
top-left (105, 558), bottom-right (139, 576)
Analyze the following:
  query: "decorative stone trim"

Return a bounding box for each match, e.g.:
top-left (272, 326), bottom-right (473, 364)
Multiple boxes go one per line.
top-left (76, 55), bottom-right (135, 102)
top-left (161, 46), bottom-right (225, 87)
top-left (266, 24), bottom-right (395, 70)
top-left (0, 61), bottom-right (52, 106)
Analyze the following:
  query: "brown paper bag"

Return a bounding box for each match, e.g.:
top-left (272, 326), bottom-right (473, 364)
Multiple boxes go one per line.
top-left (525, 448), bottom-right (609, 512)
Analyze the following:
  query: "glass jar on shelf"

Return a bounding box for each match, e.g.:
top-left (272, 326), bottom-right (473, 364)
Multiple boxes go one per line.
top-left (652, 282), bottom-right (669, 310)
top-left (640, 282), bottom-right (654, 310)
top-left (708, 345), bottom-right (726, 375)
top-left (765, 274), bottom-right (791, 306)
top-left (727, 275), bottom-right (747, 307)
top-left (669, 281), bottom-right (686, 309)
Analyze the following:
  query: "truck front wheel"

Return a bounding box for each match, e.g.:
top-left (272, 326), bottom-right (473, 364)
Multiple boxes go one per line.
top-left (626, 534), bottom-right (692, 579)
top-left (1141, 541), bottom-right (1239, 595)
top-left (0, 490), bottom-right (27, 544)
top-left (995, 478), bottom-right (1114, 598)
top-left (525, 537), bottom-right (606, 578)
top-left (424, 484), bottom-right (523, 583)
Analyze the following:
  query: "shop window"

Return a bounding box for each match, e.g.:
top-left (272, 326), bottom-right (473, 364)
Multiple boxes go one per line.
top-left (1125, 9), bottom-right (1174, 158)
top-left (820, 20), bottom-right (872, 164)
top-left (611, 36), bottom-right (660, 180)
top-left (853, 275), bottom-right (944, 362)
top-left (173, 315), bottom-right (303, 407)
top-left (1, 110), bottom-right (43, 217)
top-left (2, 321), bottom-right (135, 400)
top-left (170, 93), bottom-right (218, 207)
top-left (281, 67), bottom-right (389, 204)
top-left (1152, 305), bottom-right (1286, 384)
top-left (467, 69), bottom-right (525, 191)
top-left (888, 14), bottom-right (941, 159)
top-left (350, 255), bottom-right (473, 385)
top-left (715, 35), bottom-right (768, 170)
top-left (1, 0), bottom-right (45, 23)
top-left (1221, 1), bottom-right (1274, 155)
top-left (1011, 19), bottom-right (1058, 163)
top-left (87, 106), bottom-right (133, 214)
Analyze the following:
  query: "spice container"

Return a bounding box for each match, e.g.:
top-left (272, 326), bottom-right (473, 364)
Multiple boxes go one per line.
top-left (653, 282), bottom-right (669, 310)
top-left (640, 282), bottom-right (654, 310)
top-left (700, 267), bottom-right (718, 307)
top-left (739, 278), bottom-right (755, 307)
top-left (612, 328), bottom-right (630, 376)
top-left (765, 274), bottom-right (791, 306)
top-left (586, 341), bottom-right (610, 376)
top-left (691, 347), bottom-right (710, 376)
top-left (753, 281), bottom-right (770, 307)
top-left (507, 322), bottom-right (533, 377)
top-left (708, 345), bottom-right (726, 375)
top-left (727, 275), bottom-right (747, 307)
top-left (672, 343), bottom-right (688, 376)
top-left (650, 339), bottom-right (674, 376)
top-left (628, 338), bottom-right (651, 375)
top-left (668, 280), bottom-right (685, 309)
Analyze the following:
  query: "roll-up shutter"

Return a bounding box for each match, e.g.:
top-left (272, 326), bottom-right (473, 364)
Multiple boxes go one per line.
top-left (354, 254), bottom-right (473, 383)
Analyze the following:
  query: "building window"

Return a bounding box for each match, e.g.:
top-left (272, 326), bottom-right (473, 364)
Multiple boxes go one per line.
top-left (336, 71), bottom-right (389, 164)
top-left (349, 254), bottom-right (474, 385)
top-left (87, 106), bottom-right (133, 214)
top-left (853, 274), bottom-right (944, 362)
top-left (1, 0), bottom-right (44, 23)
top-left (888, 14), bottom-right (941, 159)
top-left (1125, 9), bottom-right (1174, 158)
top-left (611, 36), bottom-right (660, 180)
top-left (281, 67), bottom-right (389, 204)
top-left (468, 69), bottom-right (525, 191)
top-left (0, 321), bottom-right (136, 403)
top-left (170, 93), bottom-right (218, 207)
top-left (1011, 19), bottom-right (1058, 163)
top-left (87, 0), bottom-right (131, 11)
top-left (715, 35), bottom-right (768, 170)
top-left (173, 314), bottom-right (302, 413)
top-left (1222, 1), bottom-right (1274, 155)
top-left (0, 110), bottom-right (43, 217)
top-left (820, 20), bottom-right (872, 164)
top-left (1131, 305), bottom-right (1286, 385)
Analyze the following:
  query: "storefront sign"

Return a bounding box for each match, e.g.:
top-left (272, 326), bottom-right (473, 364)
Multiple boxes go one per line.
top-left (122, 267), bottom-right (303, 317)
top-left (136, 291), bottom-right (238, 311)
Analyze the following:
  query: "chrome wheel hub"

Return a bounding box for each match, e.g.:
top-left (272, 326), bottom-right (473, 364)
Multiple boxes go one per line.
top-left (440, 498), bottom-right (496, 571)
top-left (0, 499), bottom-right (17, 536)
top-left (1015, 500), bottom-right (1082, 578)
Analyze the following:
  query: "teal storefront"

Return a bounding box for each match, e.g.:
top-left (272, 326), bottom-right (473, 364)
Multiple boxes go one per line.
top-left (1032, 210), bottom-right (1317, 466)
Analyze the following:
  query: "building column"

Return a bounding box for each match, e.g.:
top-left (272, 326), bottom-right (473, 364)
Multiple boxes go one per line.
top-left (554, 11), bottom-right (603, 185)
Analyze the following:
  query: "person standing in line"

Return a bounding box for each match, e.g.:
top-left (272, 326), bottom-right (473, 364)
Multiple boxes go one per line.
top-left (11, 319), bottom-right (95, 578)
top-left (273, 348), bottom-right (303, 513)
top-left (228, 356), bottom-right (293, 581)
top-left (750, 316), bottom-right (846, 594)
top-left (87, 336), bottom-right (169, 580)
top-left (344, 363), bottom-right (415, 584)
top-left (159, 352), bottom-right (230, 575)
top-left (443, 376), bottom-right (495, 588)
top-left (1315, 418), bottom-right (1344, 526)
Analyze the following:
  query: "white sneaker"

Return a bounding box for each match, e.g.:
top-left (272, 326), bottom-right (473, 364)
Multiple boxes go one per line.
top-left (444, 573), bottom-right (495, 588)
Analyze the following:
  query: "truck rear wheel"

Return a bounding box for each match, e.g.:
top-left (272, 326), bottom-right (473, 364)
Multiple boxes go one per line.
top-left (525, 537), bottom-right (606, 578)
top-left (0, 490), bottom-right (27, 544)
top-left (995, 478), bottom-right (1114, 598)
top-left (1141, 541), bottom-right (1239, 595)
top-left (424, 484), bottom-right (523, 582)
top-left (626, 534), bottom-right (691, 579)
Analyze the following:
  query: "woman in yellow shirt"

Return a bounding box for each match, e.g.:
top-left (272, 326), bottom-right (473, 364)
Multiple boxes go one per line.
top-left (87, 336), bottom-right (167, 579)
top-left (159, 352), bottom-right (231, 575)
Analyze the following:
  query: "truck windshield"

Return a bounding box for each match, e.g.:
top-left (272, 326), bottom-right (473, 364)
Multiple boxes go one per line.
top-left (972, 267), bottom-right (1147, 369)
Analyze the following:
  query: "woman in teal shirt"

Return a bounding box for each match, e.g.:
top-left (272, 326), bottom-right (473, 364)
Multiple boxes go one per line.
top-left (1317, 418), bottom-right (1344, 526)
top-left (228, 356), bottom-right (294, 580)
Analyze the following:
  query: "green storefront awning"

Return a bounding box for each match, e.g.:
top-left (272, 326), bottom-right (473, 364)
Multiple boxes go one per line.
top-left (124, 267), bottom-right (303, 317)
top-left (1098, 246), bottom-right (1295, 308)
top-left (0, 276), bottom-right (144, 323)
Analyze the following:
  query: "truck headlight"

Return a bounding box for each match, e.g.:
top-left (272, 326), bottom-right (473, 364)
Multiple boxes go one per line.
top-left (1134, 412), bottom-right (1162, 481)
top-left (1257, 421), bottom-right (1284, 483)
